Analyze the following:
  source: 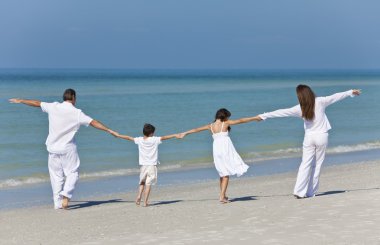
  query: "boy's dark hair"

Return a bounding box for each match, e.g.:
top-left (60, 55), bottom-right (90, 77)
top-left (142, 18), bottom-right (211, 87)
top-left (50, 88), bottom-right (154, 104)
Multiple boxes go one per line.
top-left (63, 88), bottom-right (76, 101)
top-left (143, 123), bottom-right (155, 136)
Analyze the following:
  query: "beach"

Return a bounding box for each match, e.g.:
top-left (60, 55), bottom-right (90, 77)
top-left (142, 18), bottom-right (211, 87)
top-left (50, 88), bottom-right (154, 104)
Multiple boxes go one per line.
top-left (1, 159), bottom-right (379, 245)
top-left (1, 70), bottom-right (380, 244)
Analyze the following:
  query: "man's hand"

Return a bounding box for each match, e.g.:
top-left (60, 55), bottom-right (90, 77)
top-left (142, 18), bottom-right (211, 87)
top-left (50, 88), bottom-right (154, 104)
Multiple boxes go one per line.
top-left (9, 98), bottom-right (22, 104)
top-left (9, 98), bottom-right (41, 107)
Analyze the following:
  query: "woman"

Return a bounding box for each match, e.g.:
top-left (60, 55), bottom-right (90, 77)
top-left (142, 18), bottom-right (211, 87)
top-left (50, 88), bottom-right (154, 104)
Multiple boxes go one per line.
top-left (259, 85), bottom-right (361, 198)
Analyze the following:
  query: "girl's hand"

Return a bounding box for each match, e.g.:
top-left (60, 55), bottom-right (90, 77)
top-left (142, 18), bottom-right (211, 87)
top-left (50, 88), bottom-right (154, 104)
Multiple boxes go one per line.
top-left (352, 89), bottom-right (361, 96)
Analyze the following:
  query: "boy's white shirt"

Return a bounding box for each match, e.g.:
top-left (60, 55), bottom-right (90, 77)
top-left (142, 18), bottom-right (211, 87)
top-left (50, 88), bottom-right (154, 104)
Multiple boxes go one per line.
top-left (134, 136), bottom-right (162, 165)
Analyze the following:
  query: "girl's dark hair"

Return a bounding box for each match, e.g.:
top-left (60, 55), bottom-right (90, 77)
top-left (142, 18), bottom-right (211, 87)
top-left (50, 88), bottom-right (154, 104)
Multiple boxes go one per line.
top-left (296, 84), bottom-right (315, 121)
top-left (63, 88), bottom-right (76, 101)
top-left (214, 108), bottom-right (231, 131)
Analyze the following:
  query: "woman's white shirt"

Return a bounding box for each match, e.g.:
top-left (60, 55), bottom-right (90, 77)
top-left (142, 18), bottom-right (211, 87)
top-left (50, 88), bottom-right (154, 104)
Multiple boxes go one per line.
top-left (259, 90), bottom-right (355, 134)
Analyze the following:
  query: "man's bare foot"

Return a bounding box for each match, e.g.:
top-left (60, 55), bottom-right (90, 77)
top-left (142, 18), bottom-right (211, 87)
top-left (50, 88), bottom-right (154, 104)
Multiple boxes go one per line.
top-left (62, 196), bottom-right (70, 209)
top-left (135, 197), bottom-right (141, 206)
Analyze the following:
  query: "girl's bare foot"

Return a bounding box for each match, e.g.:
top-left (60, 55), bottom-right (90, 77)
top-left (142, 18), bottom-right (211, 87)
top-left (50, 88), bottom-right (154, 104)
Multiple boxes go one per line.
top-left (219, 196), bottom-right (231, 204)
top-left (135, 197), bottom-right (141, 206)
top-left (219, 198), bottom-right (231, 204)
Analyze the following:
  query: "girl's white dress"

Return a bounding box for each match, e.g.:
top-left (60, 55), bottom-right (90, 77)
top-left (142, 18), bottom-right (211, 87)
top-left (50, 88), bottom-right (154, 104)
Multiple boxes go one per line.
top-left (211, 122), bottom-right (249, 177)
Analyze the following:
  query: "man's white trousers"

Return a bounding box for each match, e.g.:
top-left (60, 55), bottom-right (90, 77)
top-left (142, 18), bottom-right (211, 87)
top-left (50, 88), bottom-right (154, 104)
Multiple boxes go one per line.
top-left (48, 148), bottom-right (80, 209)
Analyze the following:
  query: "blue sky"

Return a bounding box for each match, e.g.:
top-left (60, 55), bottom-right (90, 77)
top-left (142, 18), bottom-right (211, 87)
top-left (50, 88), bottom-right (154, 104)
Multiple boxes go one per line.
top-left (0, 0), bottom-right (379, 69)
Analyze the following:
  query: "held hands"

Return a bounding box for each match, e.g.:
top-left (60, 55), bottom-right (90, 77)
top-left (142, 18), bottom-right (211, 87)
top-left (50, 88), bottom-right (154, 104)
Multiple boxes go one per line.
top-left (108, 130), bottom-right (120, 137)
top-left (177, 133), bottom-right (187, 139)
top-left (352, 89), bottom-right (361, 96)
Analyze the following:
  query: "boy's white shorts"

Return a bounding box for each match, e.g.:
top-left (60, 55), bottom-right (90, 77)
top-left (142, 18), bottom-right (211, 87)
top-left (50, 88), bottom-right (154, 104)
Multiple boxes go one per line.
top-left (139, 165), bottom-right (157, 185)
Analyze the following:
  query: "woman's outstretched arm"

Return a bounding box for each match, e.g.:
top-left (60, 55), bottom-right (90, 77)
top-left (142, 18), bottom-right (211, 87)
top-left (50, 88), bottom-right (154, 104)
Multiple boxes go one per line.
top-left (259, 105), bottom-right (302, 120)
top-left (228, 115), bottom-right (262, 125)
top-left (179, 124), bottom-right (210, 138)
top-left (322, 89), bottom-right (361, 107)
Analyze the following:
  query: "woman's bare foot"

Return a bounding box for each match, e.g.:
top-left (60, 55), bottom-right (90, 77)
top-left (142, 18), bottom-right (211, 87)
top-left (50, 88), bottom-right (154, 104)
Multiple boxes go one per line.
top-left (62, 196), bottom-right (70, 209)
top-left (135, 197), bottom-right (141, 206)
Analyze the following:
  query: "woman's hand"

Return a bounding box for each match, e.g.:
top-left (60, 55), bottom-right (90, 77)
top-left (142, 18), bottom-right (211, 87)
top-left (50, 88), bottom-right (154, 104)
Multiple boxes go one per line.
top-left (352, 89), bottom-right (361, 96)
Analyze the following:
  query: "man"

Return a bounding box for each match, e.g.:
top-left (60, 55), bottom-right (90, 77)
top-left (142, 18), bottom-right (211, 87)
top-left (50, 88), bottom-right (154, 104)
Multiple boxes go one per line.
top-left (9, 88), bottom-right (116, 210)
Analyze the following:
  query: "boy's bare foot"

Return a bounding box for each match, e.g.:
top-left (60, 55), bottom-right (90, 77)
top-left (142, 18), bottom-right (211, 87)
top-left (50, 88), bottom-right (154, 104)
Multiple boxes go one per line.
top-left (62, 196), bottom-right (70, 209)
top-left (135, 197), bottom-right (141, 206)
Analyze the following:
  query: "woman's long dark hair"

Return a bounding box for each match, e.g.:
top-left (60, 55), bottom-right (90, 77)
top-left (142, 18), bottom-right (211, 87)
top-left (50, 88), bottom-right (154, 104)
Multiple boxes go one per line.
top-left (214, 108), bottom-right (231, 131)
top-left (296, 84), bottom-right (315, 121)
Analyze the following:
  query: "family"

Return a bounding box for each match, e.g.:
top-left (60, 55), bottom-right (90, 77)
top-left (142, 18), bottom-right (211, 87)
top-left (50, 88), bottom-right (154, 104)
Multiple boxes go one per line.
top-left (9, 85), bottom-right (361, 209)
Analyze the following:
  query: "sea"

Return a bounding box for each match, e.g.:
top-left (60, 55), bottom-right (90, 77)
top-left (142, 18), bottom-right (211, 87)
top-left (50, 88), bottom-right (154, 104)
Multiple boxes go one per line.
top-left (1, 69), bottom-right (379, 209)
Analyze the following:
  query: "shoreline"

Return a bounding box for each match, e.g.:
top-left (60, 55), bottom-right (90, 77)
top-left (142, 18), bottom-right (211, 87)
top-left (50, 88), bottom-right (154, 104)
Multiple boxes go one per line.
top-left (1, 159), bottom-right (380, 244)
top-left (1, 148), bottom-right (380, 210)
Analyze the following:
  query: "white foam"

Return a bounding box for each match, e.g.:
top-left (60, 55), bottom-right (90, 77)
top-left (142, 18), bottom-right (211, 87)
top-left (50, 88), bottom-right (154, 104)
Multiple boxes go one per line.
top-left (1, 142), bottom-right (379, 189)
top-left (0, 177), bottom-right (48, 189)
top-left (0, 164), bottom-right (184, 189)
top-left (247, 141), bottom-right (380, 162)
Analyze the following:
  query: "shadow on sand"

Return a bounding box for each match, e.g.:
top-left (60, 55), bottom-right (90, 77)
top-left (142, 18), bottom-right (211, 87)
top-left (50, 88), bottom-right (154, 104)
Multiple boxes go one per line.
top-left (68, 199), bottom-right (130, 210)
top-left (317, 187), bottom-right (380, 197)
top-left (150, 200), bottom-right (183, 206)
top-left (316, 190), bottom-right (346, 197)
top-left (230, 195), bottom-right (257, 202)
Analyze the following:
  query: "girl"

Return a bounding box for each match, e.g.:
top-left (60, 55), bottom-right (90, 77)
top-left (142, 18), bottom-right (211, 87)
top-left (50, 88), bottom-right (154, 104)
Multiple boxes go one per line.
top-left (179, 108), bottom-right (261, 203)
top-left (259, 85), bottom-right (361, 198)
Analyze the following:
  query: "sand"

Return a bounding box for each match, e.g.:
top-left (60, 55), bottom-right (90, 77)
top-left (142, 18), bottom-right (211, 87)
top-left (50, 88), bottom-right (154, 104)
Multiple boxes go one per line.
top-left (1, 160), bottom-right (380, 245)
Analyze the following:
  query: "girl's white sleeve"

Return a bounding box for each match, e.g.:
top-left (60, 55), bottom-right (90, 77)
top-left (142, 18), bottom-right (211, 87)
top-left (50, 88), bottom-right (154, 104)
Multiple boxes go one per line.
top-left (259, 105), bottom-right (302, 120)
top-left (320, 90), bottom-right (354, 107)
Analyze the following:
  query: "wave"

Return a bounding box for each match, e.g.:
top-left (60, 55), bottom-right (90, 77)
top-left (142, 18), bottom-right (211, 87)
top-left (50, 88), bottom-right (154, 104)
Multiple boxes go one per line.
top-left (0, 176), bottom-right (49, 189)
top-left (0, 164), bottom-right (183, 189)
top-left (246, 141), bottom-right (380, 162)
top-left (1, 142), bottom-right (379, 189)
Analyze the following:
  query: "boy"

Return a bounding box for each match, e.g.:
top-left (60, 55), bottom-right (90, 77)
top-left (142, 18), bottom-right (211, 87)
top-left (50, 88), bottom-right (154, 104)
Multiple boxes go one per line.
top-left (112, 124), bottom-right (180, 207)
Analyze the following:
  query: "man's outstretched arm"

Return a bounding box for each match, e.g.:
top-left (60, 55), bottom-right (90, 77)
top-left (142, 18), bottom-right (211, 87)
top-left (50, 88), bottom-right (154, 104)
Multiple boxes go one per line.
top-left (90, 120), bottom-right (117, 135)
top-left (9, 98), bottom-right (41, 107)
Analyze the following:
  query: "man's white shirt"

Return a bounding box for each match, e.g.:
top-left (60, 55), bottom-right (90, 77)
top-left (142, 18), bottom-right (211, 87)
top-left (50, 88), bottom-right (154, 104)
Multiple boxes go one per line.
top-left (41, 101), bottom-right (93, 154)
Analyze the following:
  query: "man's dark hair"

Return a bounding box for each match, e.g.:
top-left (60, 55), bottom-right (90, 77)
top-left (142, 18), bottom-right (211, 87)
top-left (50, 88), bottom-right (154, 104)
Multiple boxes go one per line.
top-left (63, 88), bottom-right (76, 101)
top-left (143, 123), bottom-right (155, 136)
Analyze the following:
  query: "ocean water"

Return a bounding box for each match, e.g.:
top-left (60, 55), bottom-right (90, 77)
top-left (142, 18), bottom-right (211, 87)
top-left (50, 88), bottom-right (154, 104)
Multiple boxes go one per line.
top-left (1, 69), bottom-right (380, 190)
